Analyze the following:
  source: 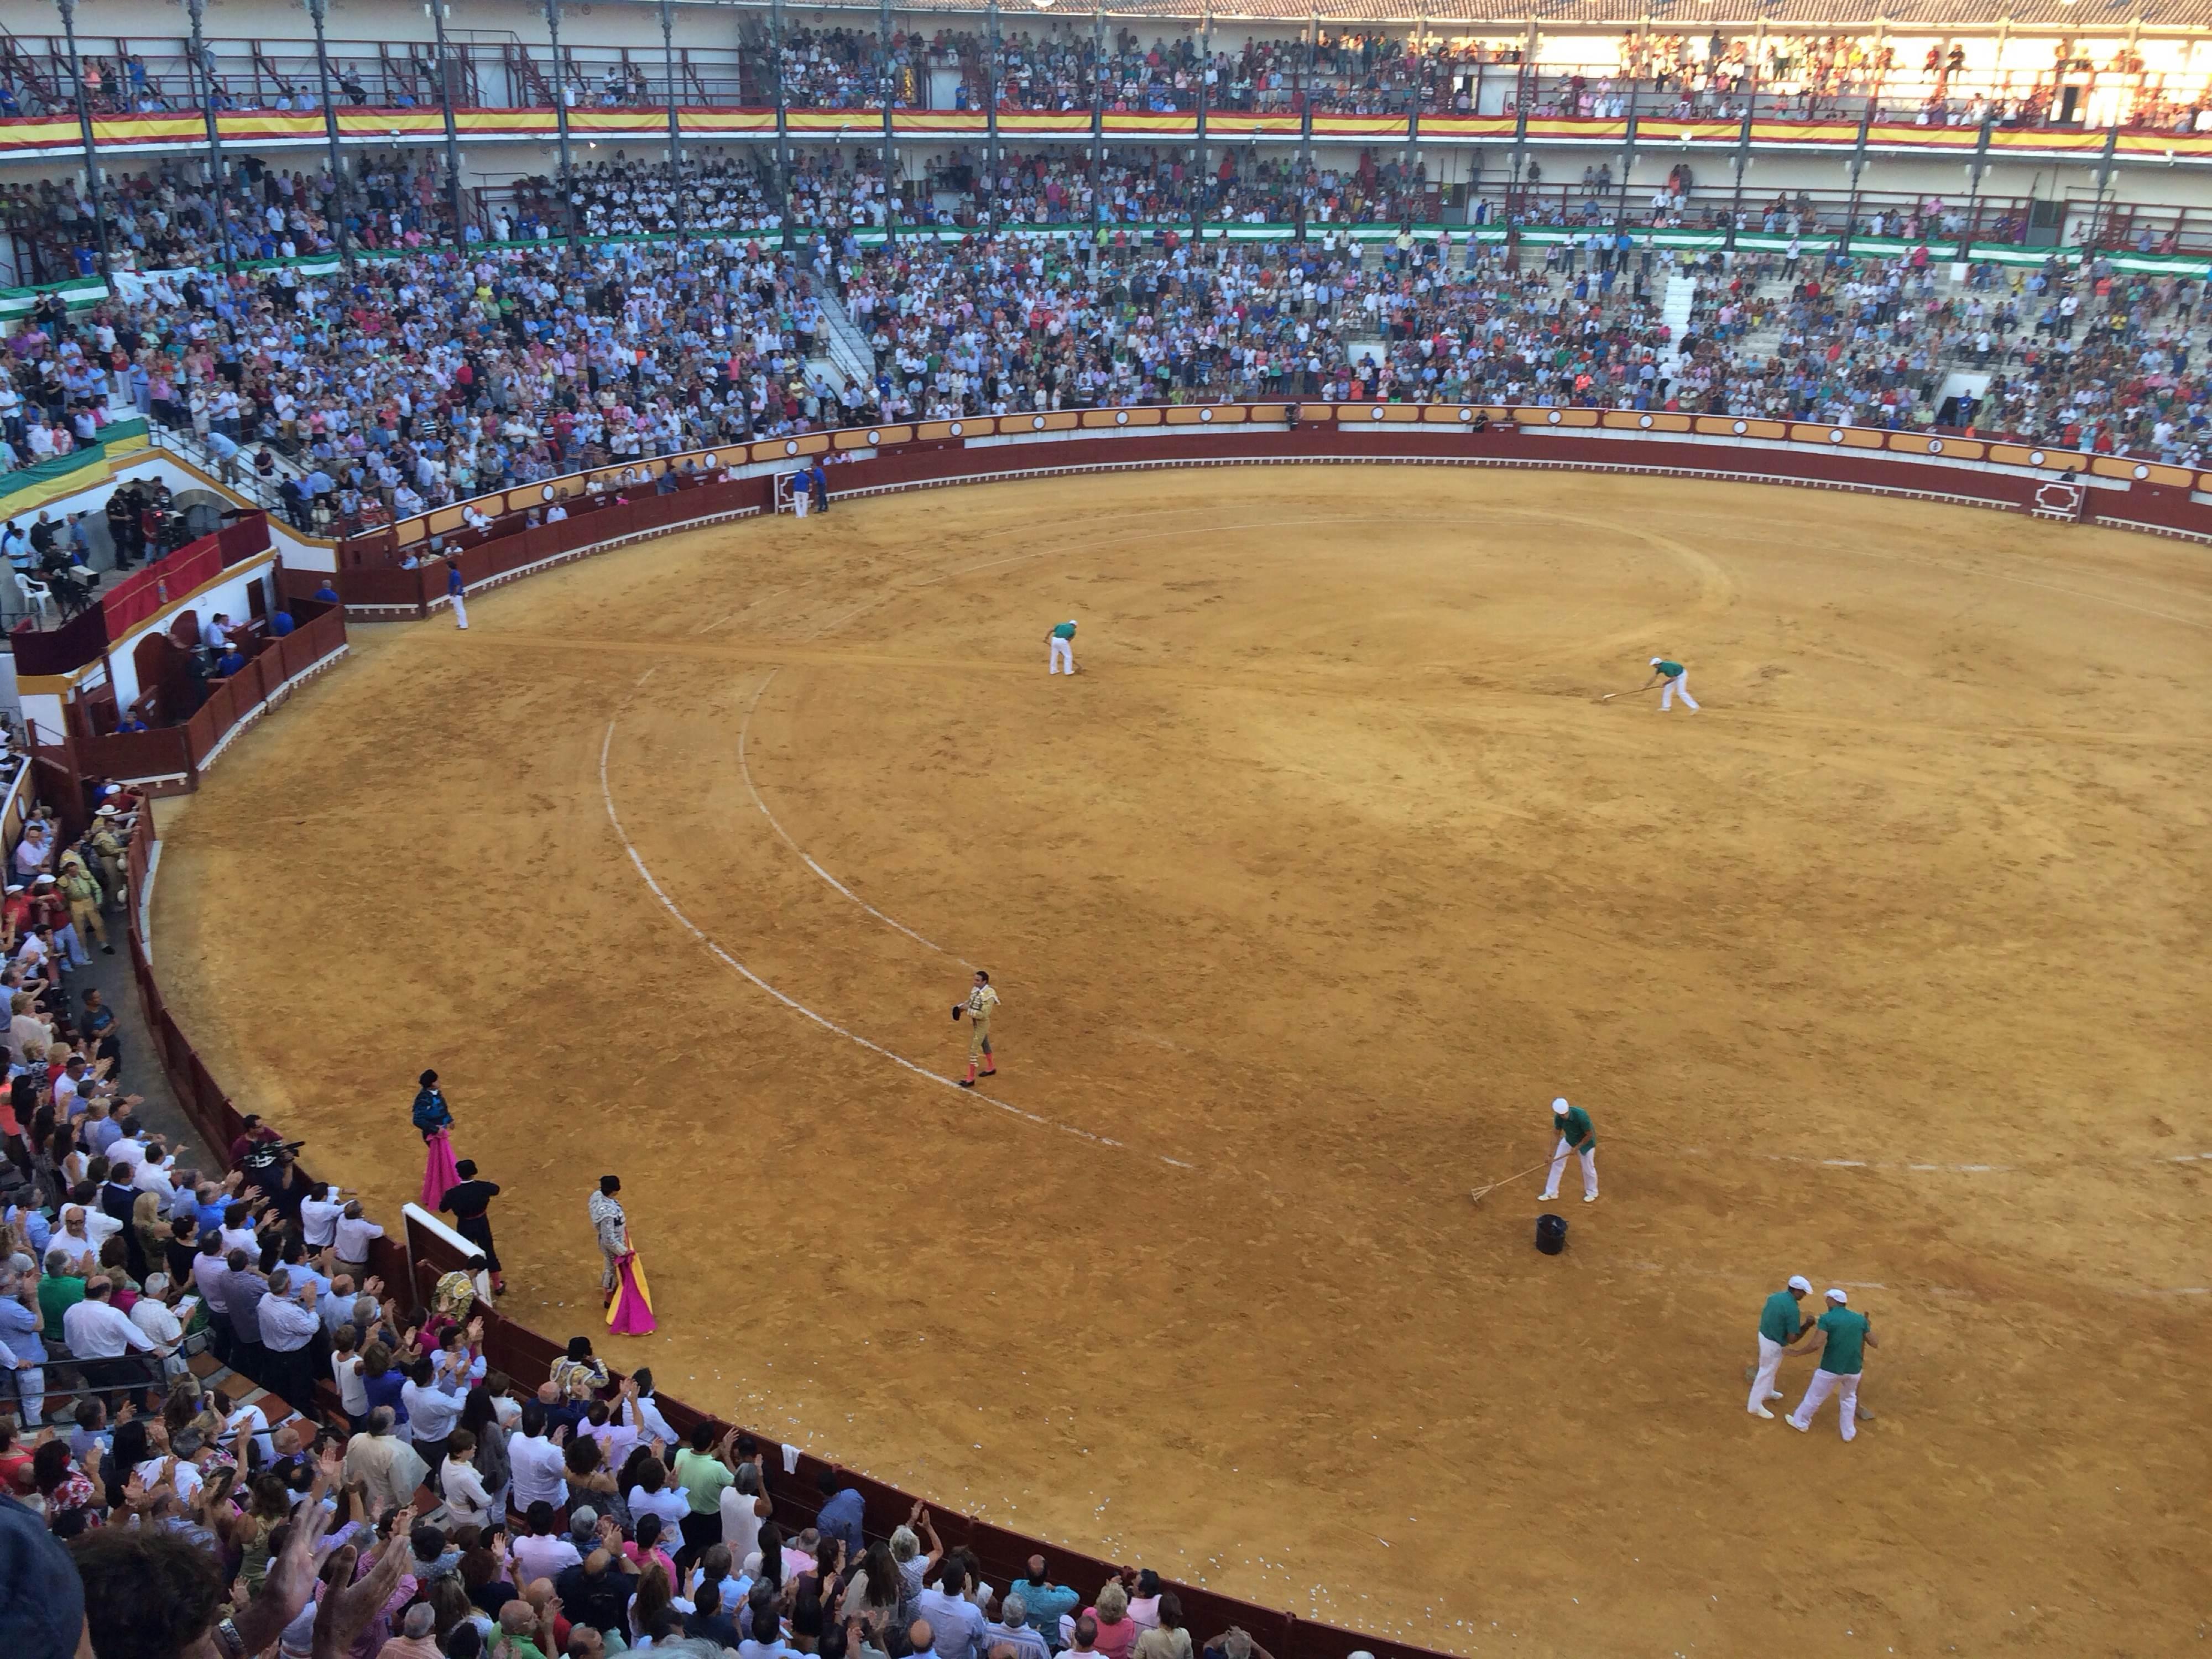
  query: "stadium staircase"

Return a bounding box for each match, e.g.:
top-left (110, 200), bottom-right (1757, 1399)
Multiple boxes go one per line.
top-left (178, 1344), bottom-right (458, 1524)
top-left (813, 286), bottom-right (880, 390)
top-left (1657, 266), bottom-right (1695, 378)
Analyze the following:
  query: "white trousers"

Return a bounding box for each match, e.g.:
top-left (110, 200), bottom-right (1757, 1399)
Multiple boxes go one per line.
top-left (1539, 1137), bottom-right (1597, 1199)
top-left (1748, 1334), bottom-right (1787, 1411)
top-left (1789, 1368), bottom-right (1860, 1440)
top-left (451, 594), bottom-right (468, 630)
top-left (1049, 637), bottom-right (1074, 674)
top-left (792, 484), bottom-right (811, 517)
top-left (9, 1366), bottom-right (41, 1426)
top-left (1661, 673), bottom-right (1698, 711)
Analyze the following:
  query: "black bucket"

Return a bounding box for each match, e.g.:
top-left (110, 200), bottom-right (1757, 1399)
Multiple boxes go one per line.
top-left (1536, 1213), bottom-right (1567, 1255)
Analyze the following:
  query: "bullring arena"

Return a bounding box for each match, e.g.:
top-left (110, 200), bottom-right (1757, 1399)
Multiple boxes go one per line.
top-left (146, 459), bottom-right (2207, 1656)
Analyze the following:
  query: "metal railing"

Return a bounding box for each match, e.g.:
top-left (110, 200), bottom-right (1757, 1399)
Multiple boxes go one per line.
top-left (3, 25), bottom-right (2211, 128)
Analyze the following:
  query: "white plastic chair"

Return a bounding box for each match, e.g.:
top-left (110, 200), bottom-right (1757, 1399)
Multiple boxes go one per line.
top-left (13, 573), bottom-right (53, 628)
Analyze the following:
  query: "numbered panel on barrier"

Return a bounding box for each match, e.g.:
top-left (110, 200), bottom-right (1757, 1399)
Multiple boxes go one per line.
top-left (2030, 479), bottom-right (2091, 523)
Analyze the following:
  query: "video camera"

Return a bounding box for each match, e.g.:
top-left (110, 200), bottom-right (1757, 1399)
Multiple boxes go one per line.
top-left (239, 1138), bottom-right (305, 1179)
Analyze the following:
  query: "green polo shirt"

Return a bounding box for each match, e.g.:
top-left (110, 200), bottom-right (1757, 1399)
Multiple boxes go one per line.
top-left (39, 1273), bottom-right (85, 1342)
top-left (671, 1446), bottom-right (733, 1516)
top-left (1050, 621), bottom-right (1077, 640)
top-left (1814, 1307), bottom-right (1870, 1375)
top-left (1552, 1105), bottom-right (1594, 1149)
top-left (1759, 1290), bottom-right (1803, 1345)
top-left (1653, 660), bottom-right (1684, 679)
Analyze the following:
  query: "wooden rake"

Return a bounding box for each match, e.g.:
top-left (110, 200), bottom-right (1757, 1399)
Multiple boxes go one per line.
top-left (1469, 1160), bottom-right (1552, 1205)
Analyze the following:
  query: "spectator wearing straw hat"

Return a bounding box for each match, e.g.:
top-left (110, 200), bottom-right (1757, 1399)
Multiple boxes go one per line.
top-left (1785, 1288), bottom-right (1877, 1441)
top-left (1747, 1275), bottom-right (1814, 1419)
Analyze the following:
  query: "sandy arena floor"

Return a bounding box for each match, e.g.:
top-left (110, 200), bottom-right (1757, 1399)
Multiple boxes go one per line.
top-left (156, 468), bottom-right (2210, 1656)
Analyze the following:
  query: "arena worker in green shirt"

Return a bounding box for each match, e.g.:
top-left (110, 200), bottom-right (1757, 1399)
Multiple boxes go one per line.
top-left (1046, 618), bottom-right (1079, 676)
top-left (1747, 1274), bottom-right (1814, 1420)
top-left (1785, 1288), bottom-right (1879, 1442)
top-left (1639, 655), bottom-right (1700, 713)
top-left (1537, 1097), bottom-right (1599, 1204)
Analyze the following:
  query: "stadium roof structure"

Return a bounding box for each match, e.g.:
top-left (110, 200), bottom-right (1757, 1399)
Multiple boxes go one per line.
top-left (702, 0), bottom-right (2212, 28)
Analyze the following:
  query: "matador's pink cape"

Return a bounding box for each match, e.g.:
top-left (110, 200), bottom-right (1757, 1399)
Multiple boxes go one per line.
top-left (420, 1128), bottom-right (462, 1211)
top-left (607, 1251), bottom-right (656, 1335)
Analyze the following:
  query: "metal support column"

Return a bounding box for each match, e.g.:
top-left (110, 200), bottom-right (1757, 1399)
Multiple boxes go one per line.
top-left (428, 0), bottom-right (466, 246)
top-left (1725, 102), bottom-right (1752, 250)
top-left (1614, 106), bottom-right (1636, 244)
top-left (304, 0), bottom-right (351, 267)
top-left (2089, 124), bottom-right (2120, 254)
top-left (985, 0), bottom-right (1001, 234)
top-left (1507, 102), bottom-right (1527, 225)
top-left (56, 0), bottom-right (111, 276)
top-left (1191, 1), bottom-right (1210, 247)
top-left (659, 0), bottom-right (686, 253)
top-left (185, 0), bottom-right (236, 269)
top-left (1959, 103), bottom-right (1994, 259)
top-left (879, 0), bottom-right (896, 243)
top-left (1402, 91), bottom-right (1420, 234)
top-left (1090, 0), bottom-right (1105, 265)
top-left (771, 0), bottom-right (792, 252)
top-left (1838, 111), bottom-right (1870, 258)
top-left (545, 0), bottom-right (575, 250)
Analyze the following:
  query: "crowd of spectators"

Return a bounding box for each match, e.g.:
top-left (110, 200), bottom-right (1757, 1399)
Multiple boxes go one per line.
top-left (0, 152), bottom-right (463, 279)
top-left (4, 146), bottom-right (2207, 533)
top-left (4, 24), bottom-right (2211, 131)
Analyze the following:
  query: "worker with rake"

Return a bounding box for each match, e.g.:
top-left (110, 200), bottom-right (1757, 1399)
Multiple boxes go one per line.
top-left (1539, 1096), bottom-right (1600, 1204)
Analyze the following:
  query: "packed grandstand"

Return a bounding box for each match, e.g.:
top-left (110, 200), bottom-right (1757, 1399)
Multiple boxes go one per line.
top-left (2, 0), bottom-right (2210, 1654)
top-left (2, 198), bottom-right (2200, 545)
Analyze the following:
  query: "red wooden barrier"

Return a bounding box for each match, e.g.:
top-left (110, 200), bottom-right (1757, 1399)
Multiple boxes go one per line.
top-left (77, 727), bottom-right (192, 782)
top-left (11, 606), bottom-right (108, 678)
top-left (103, 537), bottom-right (225, 637)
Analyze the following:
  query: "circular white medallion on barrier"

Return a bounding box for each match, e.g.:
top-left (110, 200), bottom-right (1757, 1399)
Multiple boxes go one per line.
top-left (1115, 411), bottom-right (1129, 426)
top-left (541, 484), bottom-right (555, 502)
top-left (2133, 463), bottom-right (2150, 480)
top-left (1032, 415), bottom-right (1046, 430)
top-left (1547, 409), bottom-right (1562, 425)
top-left (1638, 414), bottom-right (1653, 429)
top-left (1199, 408), bottom-right (1214, 423)
top-left (2028, 450), bottom-right (2046, 467)
top-left (1458, 407), bottom-right (1473, 423)
top-left (1371, 406), bottom-right (1387, 421)
top-left (781, 440), bottom-right (797, 456)
top-left (701, 452), bottom-right (716, 467)
top-left (1732, 419), bottom-right (1748, 435)
top-left (950, 421), bottom-right (964, 436)
top-left (866, 430), bottom-right (881, 445)
top-left (1928, 439), bottom-right (1944, 454)
top-left (1828, 429), bottom-right (1845, 444)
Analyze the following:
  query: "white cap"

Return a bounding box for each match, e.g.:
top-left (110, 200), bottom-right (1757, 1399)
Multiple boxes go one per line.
top-left (1825, 1287), bottom-right (1848, 1304)
top-left (1650, 656), bottom-right (1662, 665)
top-left (1787, 1275), bottom-right (1812, 1293)
top-left (1551, 1097), bottom-right (1570, 1115)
